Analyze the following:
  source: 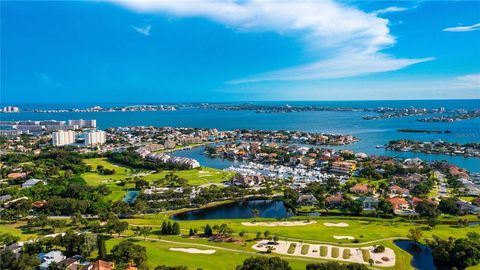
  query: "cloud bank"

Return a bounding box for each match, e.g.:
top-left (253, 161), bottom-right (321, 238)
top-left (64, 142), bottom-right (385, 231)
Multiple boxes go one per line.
top-left (112, 0), bottom-right (432, 82)
top-left (443, 23), bottom-right (480, 32)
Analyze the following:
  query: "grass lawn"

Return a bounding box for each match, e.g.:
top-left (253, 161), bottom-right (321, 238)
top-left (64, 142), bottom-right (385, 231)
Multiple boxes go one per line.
top-left (81, 158), bottom-right (235, 201)
top-left (126, 213), bottom-right (480, 245)
top-left (105, 237), bottom-right (311, 270)
top-left (0, 221), bottom-right (37, 241)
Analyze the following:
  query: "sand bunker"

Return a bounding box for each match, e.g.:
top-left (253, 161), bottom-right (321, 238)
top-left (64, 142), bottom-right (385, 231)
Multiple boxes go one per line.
top-left (252, 240), bottom-right (396, 267)
top-left (324, 222), bottom-right (349, 227)
top-left (333, 236), bottom-right (355, 240)
top-left (241, 221), bottom-right (316, 227)
top-left (169, 248), bottom-right (216, 254)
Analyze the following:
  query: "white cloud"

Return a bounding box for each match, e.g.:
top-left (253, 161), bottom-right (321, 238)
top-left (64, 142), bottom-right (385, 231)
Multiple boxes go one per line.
top-left (112, 0), bottom-right (432, 82)
top-left (443, 23), bottom-right (480, 32)
top-left (373, 6), bottom-right (408, 15)
top-left (34, 72), bottom-right (65, 89)
top-left (132, 24), bottom-right (152, 36)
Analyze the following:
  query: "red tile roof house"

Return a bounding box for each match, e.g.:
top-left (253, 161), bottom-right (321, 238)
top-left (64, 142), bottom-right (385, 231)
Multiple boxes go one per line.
top-left (7, 172), bottom-right (26, 180)
top-left (350, 183), bottom-right (375, 194)
top-left (411, 197), bottom-right (438, 206)
top-left (389, 185), bottom-right (410, 197)
top-left (92, 260), bottom-right (114, 270)
top-left (325, 194), bottom-right (344, 208)
top-left (387, 197), bottom-right (410, 210)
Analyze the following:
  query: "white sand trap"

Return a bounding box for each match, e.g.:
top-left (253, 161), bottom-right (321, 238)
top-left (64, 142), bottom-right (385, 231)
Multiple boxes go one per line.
top-left (242, 221), bottom-right (316, 227)
top-left (169, 248), bottom-right (216, 254)
top-left (324, 222), bottom-right (349, 227)
top-left (252, 240), bottom-right (396, 267)
top-left (334, 236), bottom-right (355, 240)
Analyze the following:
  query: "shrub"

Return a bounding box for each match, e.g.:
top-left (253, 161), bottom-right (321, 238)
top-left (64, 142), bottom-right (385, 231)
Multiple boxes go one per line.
top-left (320, 246), bottom-right (328, 257)
top-left (331, 247), bottom-right (339, 258)
top-left (287, 243), bottom-right (297, 254)
top-left (373, 245), bottom-right (385, 253)
top-left (342, 249), bottom-right (351, 259)
top-left (301, 245), bottom-right (310, 255)
top-left (361, 249), bottom-right (371, 262)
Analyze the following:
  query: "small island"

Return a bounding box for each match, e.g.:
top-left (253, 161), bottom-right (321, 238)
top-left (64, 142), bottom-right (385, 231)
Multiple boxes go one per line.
top-left (386, 139), bottom-right (480, 158)
top-left (397, 129), bottom-right (451, 134)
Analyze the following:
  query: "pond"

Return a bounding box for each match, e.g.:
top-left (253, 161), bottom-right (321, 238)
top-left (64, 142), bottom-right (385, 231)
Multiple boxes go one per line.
top-left (172, 199), bottom-right (294, 220)
top-left (123, 190), bottom-right (139, 204)
top-left (395, 240), bottom-right (436, 270)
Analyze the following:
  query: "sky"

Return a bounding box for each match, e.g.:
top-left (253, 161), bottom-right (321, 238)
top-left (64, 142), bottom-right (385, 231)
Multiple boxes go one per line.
top-left (1, 0), bottom-right (479, 103)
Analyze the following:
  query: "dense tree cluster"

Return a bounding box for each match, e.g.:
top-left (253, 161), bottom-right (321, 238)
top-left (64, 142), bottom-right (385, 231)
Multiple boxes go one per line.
top-left (306, 262), bottom-right (369, 270)
top-left (236, 256), bottom-right (292, 270)
top-left (427, 232), bottom-right (480, 269)
top-left (161, 221), bottom-right (181, 235)
top-left (111, 240), bottom-right (148, 270)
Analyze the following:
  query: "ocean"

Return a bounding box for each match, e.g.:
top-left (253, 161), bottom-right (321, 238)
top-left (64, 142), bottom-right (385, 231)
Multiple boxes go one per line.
top-left (1, 100), bottom-right (479, 172)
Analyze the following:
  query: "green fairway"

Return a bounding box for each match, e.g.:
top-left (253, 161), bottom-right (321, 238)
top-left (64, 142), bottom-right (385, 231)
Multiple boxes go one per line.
top-left (81, 158), bottom-right (235, 201)
top-left (105, 237), bottom-right (311, 270)
top-left (125, 213), bottom-right (480, 245)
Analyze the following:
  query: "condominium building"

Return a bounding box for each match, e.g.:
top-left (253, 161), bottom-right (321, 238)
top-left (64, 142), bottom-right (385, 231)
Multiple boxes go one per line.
top-left (68, 119), bottom-right (96, 128)
top-left (83, 130), bottom-right (106, 146)
top-left (52, 130), bottom-right (76, 146)
top-left (1, 106), bottom-right (20, 113)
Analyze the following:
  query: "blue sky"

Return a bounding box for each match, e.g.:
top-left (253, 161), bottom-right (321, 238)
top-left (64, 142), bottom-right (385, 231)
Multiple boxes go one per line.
top-left (1, 0), bottom-right (479, 103)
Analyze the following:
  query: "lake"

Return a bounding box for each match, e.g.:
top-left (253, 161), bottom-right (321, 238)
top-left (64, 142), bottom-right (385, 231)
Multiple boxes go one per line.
top-left (171, 199), bottom-right (294, 220)
top-left (395, 240), bottom-right (436, 270)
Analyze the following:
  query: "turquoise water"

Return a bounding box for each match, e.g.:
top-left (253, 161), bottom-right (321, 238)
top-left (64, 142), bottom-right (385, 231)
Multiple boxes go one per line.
top-left (1, 100), bottom-right (479, 172)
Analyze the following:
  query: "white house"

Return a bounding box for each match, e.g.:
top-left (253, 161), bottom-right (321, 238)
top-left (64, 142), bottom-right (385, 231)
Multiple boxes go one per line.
top-left (21, 178), bottom-right (46, 188)
top-left (39, 250), bottom-right (65, 270)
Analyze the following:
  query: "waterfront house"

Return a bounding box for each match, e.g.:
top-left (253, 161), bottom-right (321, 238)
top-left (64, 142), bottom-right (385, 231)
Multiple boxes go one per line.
top-left (297, 194), bottom-right (319, 206)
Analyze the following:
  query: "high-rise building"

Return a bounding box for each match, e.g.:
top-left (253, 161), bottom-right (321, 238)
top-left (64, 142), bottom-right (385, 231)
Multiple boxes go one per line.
top-left (52, 130), bottom-right (76, 146)
top-left (83, 130), bottom-right (106, 146)
top-left (68, 119), bottom-right (96, 128)
top-left (1, 106), bottom-right (20, 113)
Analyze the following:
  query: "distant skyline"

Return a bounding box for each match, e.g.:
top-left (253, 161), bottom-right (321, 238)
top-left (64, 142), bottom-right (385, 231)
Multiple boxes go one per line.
top-left (1, 0), bottom-right (479, 103)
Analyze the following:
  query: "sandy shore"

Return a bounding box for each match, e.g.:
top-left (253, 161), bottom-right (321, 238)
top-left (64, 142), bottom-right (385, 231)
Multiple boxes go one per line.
top-left (241, 221), bottom-right (316, 227)
top-left (324, 222), bottom-right (349, 227)
top-left (252, 240), bottom-right (395, 267)
top-left (169, 248), bottom-right (216, 254)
